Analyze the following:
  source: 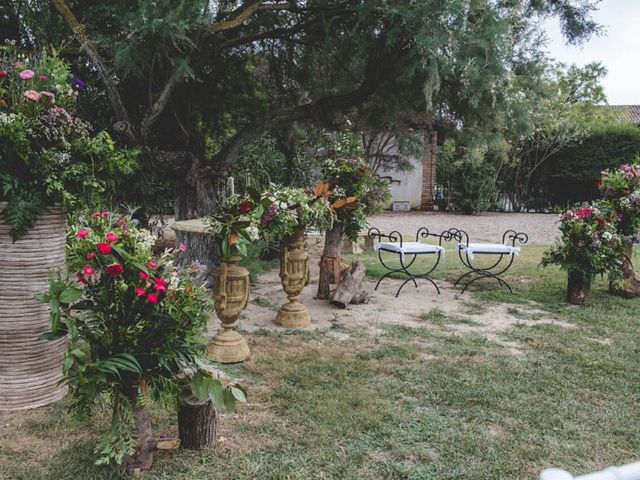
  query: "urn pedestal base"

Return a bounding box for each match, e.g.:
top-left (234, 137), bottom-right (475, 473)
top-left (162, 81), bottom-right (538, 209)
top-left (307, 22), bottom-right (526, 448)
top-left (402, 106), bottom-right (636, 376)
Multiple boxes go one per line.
top-left (275, 301), bottom-right (311, 328)
top-left (208, 329), bottom-right (250, 364)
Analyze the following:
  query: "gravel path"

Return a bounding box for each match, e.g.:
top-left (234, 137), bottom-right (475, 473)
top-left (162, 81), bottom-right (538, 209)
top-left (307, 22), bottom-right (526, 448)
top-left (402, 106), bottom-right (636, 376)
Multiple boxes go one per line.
top-left (365, 211), bottom-right (559, 245)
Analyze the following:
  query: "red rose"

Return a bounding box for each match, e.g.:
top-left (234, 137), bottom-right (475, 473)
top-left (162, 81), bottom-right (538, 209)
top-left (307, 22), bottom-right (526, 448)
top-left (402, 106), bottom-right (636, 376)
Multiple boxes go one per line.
top-left (238, 200), bottom-right (254, 213)
top-left (97, 242), bottom-right (112, 254)
top-left (147, 261), bottom-right (157, 269)
top-left (76, 229), bottom-right (90, 238)
top-left (105, 263), bottom-right (123, 276)
top-left (105, 232), bottom-right (117, 242)
top-left (139, 271), bottom-right (149, 280)
top-left (101, 211), bottom-right (110, 217)
top-left (38, 75), bottom-right (48, 82)
top-left (153, 277), bottom-right (166, 292)
top-left (135, 287), bottom-right (146, 296)
top-left (0, 72), bottom-right (7, 78)
top-left (83, 265), bottom-right (94, 276)
top-left (146, 292), bottom-right (158, 304)
top-left (86, 252), bottom-right (95, 260)
top-left (76, 273), bottom-right (87, 284)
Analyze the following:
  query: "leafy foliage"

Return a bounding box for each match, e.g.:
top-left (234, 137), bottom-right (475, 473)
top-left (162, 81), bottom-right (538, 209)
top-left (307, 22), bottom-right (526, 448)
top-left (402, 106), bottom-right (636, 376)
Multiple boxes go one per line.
top-left (38, 210), bottom-right (244, 465)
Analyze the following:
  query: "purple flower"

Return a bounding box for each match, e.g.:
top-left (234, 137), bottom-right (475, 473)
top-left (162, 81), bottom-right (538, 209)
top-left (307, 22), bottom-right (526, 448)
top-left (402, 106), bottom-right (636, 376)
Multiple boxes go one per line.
top-left (262, 214), bottom-right (273, 224)
top-left (71, 78), bottom-right (86, 91)
top-left (267, 204), bottom-right (278, 214)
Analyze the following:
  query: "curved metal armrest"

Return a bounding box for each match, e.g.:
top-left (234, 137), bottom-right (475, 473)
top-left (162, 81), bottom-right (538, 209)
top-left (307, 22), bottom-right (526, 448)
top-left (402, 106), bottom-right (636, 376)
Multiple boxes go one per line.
top-left (502, 230), bottom-right (528, 246)
top-left (367, 227), bottom-right (404, 247)
top-left (442, 228), bottom-right (470, 246)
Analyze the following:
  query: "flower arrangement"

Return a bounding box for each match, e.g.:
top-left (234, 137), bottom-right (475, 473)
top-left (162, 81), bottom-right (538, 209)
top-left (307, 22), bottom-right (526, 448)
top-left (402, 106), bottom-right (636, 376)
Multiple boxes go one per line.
top-left (320, 138), bottom-right (390, 240)
top-left (541, 203), bottom-right (622, 278)
top-left (38, 211), bottom-right (245, 468)
top-left (258, 184), bottom-right (335, 241)
top-left (0, 46), bottom-right (137, 239)
top-left (206, 193), bottom-right (262, 259)
top-left (598, 163), bottom-right (640, 237)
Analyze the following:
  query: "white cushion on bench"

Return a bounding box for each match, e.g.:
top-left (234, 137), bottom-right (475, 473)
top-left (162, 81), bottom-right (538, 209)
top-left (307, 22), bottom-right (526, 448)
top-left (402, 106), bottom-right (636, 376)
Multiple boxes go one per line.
top-left (376, 241), bottom-right (445, 258)
top-left (458, 243), bottom-right (520, 260)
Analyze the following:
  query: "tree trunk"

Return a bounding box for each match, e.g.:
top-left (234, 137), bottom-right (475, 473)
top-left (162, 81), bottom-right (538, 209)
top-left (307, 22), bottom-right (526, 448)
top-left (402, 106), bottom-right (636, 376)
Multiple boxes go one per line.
top-left (610, 241), bottom-right (640, 297)
top-left (330, 261), bottom-right (366, 308)
top-left (122, 384), bottom-right (156, 474)
top-left (178, 398), bottom-right (217, 450)
top-left (317, 224), bottom-right (344, 300)
top-left (567, 270), bottom-right (591, 305)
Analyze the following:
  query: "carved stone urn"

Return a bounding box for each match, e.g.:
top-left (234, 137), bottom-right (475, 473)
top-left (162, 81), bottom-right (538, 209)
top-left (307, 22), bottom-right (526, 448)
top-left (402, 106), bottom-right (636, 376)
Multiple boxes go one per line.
top-left (275, 228), bottom-right (311, 328)
top-left (210, 254), bottom-right (250, 363)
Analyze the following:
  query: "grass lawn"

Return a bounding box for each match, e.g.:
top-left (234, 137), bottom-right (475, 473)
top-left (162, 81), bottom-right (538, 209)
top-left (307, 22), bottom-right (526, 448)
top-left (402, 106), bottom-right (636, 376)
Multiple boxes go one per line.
top-left (2, 245), bottom-right (640, 479)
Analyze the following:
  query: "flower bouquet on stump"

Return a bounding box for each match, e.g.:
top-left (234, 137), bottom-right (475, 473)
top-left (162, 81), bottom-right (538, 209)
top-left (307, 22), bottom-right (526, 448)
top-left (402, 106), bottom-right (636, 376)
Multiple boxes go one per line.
top-left (206, 191), bottom-right (262, 363)
top-left (598, 163), bottom-right (640, 297)
top-left (38, 211), bottom-right (244, 473)
top-left (542, 204), bottom-right (622, 305)
top-left (259, 185), bottom-right (334, 328)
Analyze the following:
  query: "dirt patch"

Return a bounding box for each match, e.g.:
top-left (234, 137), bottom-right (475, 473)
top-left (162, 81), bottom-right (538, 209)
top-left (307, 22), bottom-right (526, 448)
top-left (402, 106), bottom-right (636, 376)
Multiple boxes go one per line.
top-left (218, 251), bottom-right (571, 357)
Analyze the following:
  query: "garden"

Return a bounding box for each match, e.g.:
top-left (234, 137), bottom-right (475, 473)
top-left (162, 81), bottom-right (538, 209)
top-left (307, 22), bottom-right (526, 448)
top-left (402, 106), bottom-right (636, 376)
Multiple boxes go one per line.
top-left (2, 2), bottom-right (640, 480)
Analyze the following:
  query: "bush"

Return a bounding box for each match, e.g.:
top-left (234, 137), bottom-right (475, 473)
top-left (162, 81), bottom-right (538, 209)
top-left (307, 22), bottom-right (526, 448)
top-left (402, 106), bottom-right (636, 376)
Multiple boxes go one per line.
top-left (534, 122), bottom-right (640, 207)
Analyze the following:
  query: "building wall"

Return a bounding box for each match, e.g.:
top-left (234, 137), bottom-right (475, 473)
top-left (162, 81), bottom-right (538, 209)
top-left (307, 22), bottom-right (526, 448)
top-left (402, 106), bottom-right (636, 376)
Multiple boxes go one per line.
top-left (379, 155), bottom-right (424, 209)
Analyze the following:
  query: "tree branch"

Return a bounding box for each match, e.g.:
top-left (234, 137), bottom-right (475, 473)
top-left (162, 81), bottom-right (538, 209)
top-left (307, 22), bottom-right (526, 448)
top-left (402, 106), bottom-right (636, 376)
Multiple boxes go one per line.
top-left (50, 0), bottom-right (136, 143)
top-left (208, 1), bottom-right (264, 33)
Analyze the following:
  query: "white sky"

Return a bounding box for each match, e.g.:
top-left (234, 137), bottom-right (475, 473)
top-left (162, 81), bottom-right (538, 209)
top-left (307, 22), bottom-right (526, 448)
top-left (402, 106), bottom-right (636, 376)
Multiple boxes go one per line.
top-left (544, 0), bottom-right (640, 105)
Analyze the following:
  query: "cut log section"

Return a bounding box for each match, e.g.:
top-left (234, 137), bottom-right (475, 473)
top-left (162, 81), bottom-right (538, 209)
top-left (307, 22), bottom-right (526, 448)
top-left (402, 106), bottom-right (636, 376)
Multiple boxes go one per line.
top-left (178, 398), bottom-right (217, 450)
top-left (330, 261), bottom-right (367, 309)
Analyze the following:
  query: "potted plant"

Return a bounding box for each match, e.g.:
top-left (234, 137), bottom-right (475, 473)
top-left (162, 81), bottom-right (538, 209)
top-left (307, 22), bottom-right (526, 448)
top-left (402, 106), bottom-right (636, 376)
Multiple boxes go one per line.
top-left (542, 204), bottom-right (622, 305)
top-left (259, 184), bottom-right (334, 327)
top-left (0, 47), bottom-right (136, 410)
top-left (38, 211), bottom-right (245, 472)
top-left (598, 163), bottom-right (640, 296)
top-left (206, 192), bottom-right (262, 363)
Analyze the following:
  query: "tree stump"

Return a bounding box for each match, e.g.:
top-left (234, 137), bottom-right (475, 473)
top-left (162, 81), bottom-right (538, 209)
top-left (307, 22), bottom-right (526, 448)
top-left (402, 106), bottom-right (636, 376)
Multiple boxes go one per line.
top-left (610, 241), bottom-right (640, 297)
top-left (178, 398), bottom-right (217, 450)
top-left (330, 261), bottom-right (366, 308)
top-left (317, 225), bottom-right (344, 299)
top-left (567, 270), bottom-right (591, 305)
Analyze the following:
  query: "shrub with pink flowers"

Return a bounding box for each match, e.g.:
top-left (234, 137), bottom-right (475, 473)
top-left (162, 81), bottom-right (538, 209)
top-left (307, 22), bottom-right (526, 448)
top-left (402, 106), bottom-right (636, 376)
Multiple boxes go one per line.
top-left (0, 47), bottom-right (138, 239)
top-left (38, 211), bottom-right (245, 466)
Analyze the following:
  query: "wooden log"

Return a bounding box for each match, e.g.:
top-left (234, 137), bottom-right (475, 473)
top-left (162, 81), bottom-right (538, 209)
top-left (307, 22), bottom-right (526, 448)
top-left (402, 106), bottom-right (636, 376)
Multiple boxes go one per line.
top-left (178, 398), bottom-right (217, 450)
top-left (330, 261), bottom-right (366, 309)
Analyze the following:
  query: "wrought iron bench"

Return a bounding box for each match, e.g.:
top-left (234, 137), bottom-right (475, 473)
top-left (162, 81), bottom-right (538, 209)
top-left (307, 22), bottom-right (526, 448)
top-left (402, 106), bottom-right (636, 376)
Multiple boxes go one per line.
top-left (448, 228), bottom-right (528, 293)
top-left (367, 227), bottom-right (452, 297)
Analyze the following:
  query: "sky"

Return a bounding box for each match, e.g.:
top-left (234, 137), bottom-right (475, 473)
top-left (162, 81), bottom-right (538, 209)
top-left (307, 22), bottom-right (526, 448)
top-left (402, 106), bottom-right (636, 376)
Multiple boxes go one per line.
top-left (544, 0), bottom-right (640, 105)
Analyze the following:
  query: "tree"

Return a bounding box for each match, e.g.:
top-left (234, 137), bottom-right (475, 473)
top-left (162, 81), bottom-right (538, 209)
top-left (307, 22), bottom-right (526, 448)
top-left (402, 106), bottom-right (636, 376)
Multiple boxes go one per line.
top-left (5, 0), bottom-right (601, 260)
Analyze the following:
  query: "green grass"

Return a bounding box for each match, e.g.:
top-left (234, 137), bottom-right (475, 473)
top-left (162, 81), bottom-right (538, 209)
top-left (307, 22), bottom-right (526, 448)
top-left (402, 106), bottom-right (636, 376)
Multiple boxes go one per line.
top-left (3, 246), bottom-right (640, 479)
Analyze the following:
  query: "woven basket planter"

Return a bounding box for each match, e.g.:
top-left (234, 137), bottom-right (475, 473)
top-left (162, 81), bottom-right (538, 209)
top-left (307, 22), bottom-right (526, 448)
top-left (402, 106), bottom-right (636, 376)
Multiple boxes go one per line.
top-left (0, 205), bottom-right (68, 410)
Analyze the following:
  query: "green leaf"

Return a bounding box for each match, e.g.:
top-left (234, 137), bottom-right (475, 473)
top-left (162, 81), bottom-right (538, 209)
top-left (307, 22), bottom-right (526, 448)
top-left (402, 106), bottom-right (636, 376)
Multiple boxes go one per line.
top-left (35, 293), bottom-right (49, 303)
top-left (223, 388), bottom-right (236, 412)
top-left (230, 385), bottom-right (247, 403)
top-left (59, 287), bottom-right (82, 304)
top-left (39, 330), bottom-right (64, 341)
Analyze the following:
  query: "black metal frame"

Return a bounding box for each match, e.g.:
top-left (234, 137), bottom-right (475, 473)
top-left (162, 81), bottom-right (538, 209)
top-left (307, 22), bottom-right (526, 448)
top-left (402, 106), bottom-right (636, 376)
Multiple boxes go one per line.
top-left (368, 227), bottom-right (453, 297)
top-left (448, 229), bottom-right (528, 293)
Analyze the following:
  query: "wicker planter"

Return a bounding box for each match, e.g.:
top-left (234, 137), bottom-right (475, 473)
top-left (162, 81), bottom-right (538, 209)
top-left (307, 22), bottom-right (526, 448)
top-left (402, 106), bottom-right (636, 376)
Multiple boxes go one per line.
top-left (275, 228), bottom-right (311, 328)
top-left (567, 270), bottom-right (592, 305)
top-left (0, 205), bottom-right (67, 410)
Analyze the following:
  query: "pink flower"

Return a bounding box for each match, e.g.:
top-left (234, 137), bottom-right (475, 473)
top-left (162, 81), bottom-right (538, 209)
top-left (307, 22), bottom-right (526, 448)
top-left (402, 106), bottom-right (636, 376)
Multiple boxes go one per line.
top-left (39, 91), bottom-right (55, 104)
top-left (101, 211), bottom-right (110, 217)
top-left (86, 252), bottom-right (95, 260)
top-left (139, 271), bottom-right (149, 280)
top-left (135, 287), bottom-right (146, 296)
top-left (19, 69), bottom-right (35, 80)
top-left (0, 72), bottom-right (7, 78)
top-left (146, 261), bottom-right (157, 269)
top-left (147, 292), bottom-right (158, 304)
top-left (83, 265), bottom-right (94, 276)
top-left (105, 232), bottom-right (117, 243)
top-left (76, 229), bottom-right (90, 238)
top-left (92, 212), bottom-right (101, 218)
top-left (23, 90), bottom-right (40, 102)
top-left (38, 75), bottom-right (48, 82)
top-left (105, 263), bottom-right (123, 276)
top-left (97, 242), bottom-right (112, 254)
top-left (179, 243), bottom-right (187, 252)
top-left (153, 278), bottom-right (167, 292)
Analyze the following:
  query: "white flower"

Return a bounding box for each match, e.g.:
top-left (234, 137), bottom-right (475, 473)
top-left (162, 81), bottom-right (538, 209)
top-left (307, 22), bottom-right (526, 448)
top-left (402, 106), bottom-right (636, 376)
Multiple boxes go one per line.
top-left (602, 232), bottom-right (612, 241)
top-left (246, 226), bottom-right (260, 241)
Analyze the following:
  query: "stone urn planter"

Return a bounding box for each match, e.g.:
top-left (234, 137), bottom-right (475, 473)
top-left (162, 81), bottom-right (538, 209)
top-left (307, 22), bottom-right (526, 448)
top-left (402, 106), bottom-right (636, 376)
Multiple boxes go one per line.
top-left (0, 205), bottom-right (67, 410)
top-left (210, 254), bottom-right (251, 363)
top-left (275, 228), bottom-right (311, 328)
top-left (567, 270), bottom-right (592, 305)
